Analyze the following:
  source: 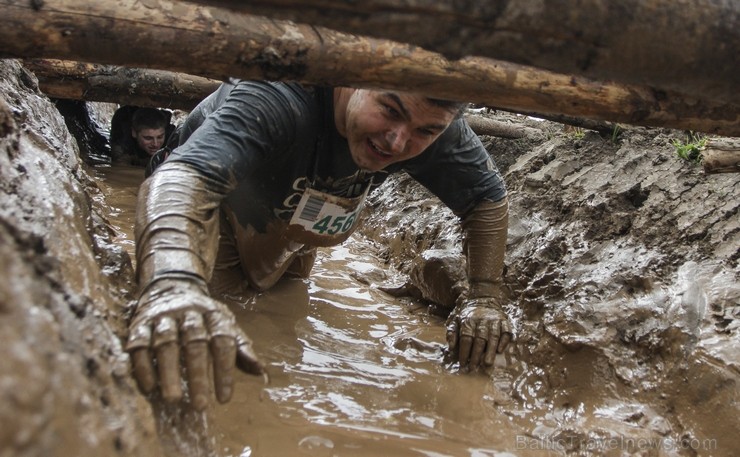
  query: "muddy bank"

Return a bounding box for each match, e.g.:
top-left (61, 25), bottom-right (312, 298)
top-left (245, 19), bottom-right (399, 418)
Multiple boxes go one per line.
top-left (0, 60), bottom-right (161, 456)
top-left (360, 118), bottom-right (739, 455)
top-left (0, 56), bottom-right (738, 457)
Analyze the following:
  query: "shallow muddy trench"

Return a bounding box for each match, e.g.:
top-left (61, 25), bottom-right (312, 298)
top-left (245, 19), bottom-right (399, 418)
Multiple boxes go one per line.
top-left (95, 153), bottom-right (738, 457)
top-left (94, 164), bottom-right (528, 457)
top-left (1, 59), bottom-right (738, 457)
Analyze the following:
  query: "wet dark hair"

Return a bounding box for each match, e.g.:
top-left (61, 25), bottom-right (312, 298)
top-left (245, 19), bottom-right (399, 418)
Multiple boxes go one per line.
top-left (131, 108), bottom-right (170, 132)
top-left (425, 97), bottom-right (469, 119)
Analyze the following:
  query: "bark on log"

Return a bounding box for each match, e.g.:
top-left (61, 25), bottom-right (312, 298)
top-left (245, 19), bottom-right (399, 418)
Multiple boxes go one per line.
top-left (27, 59), bottom-right (547, 139)
top-left (490, 109), bottom-right (620, 137)
top-left (187, 0), bottom-right (740, 105)
top-left (23, 59), bottom-right (220, 110)
top-left (1, 0), bottom-right (739, 136)
top-left (703, 142), bottom-right (740, 174)
top-left (463, 114), bottom-right (542, 139)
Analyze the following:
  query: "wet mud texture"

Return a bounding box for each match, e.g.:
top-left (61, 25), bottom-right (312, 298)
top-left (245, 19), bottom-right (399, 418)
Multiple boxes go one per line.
top-left (362, 118), bottom-right (739, 456)
top-left (0, 60), bottom-right (161, 456)
top-left (1, 57), bottom-right (738, 457)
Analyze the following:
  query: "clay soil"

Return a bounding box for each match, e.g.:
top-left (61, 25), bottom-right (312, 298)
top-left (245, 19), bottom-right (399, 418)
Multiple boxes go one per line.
top-left (0, 59), bottom-right (738, 456)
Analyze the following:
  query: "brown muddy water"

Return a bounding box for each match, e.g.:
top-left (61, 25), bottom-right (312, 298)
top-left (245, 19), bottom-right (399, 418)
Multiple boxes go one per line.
top-left (91, 165), bottom-right (545, 457)
top-left (94, 165), bottom-right (557, 457)
top-left (91, 163), bottom-right (733, 457)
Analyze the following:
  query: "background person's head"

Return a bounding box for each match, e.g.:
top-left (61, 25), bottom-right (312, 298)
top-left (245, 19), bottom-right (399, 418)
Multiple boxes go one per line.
top-left (131, 108), bottom-right (170, 156)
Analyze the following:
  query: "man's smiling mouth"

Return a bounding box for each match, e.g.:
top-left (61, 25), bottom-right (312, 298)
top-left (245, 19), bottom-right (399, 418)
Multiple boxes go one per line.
top-left (368, 139), bottom-right (392, 158)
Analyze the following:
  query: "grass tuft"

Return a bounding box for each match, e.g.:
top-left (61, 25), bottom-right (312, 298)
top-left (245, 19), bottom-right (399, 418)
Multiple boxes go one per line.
top-left (672, 132), bottom-right (706, 164)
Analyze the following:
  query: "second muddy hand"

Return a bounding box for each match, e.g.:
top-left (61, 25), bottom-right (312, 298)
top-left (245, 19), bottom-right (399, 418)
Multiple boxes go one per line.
top-left (447, 196), bottom-right (513, 372)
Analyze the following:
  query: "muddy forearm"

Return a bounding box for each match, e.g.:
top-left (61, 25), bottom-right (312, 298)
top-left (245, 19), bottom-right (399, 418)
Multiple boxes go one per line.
top-left (461, 196), bottom-right (509, 300)
top-left (135, 162), bottom-right (227, 294)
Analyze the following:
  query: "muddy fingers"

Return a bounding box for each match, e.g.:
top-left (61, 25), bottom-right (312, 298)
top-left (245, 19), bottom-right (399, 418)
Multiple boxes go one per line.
top-left (497, 320), bottom-right (513, 354)
top-left (210, 335), bottom-right (237, 403)
top-left (446, 318), bottom-right (460, 353)
top-left (469, 337), bottom-right (487, 369)
top-left (457, 335), bottom-right (473, 372)
top-left (483, 321), bottom-right (500, 366)
top-left (128, 322), bottom-right (157, 394)
top-left (235, 332), bottom-right (265, 376)
top-left (156, 342), bottom-right (182, 402)
top-left (126, 279), bottom-right (265, 408)
top-left (182, 311), bottom-right (210, 411)
top-left (446, 297), bottom-right (514, 372)
top-left (153, 316), bottom-right (182, 403)
top-left (131, 348), bottom-right (157, 394)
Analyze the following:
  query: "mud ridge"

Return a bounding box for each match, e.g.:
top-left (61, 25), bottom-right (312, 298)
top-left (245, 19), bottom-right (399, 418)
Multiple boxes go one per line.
top-left (360, 117), bottom-right (739, 456)
top-left (0, 59), bottom-right (161, 457)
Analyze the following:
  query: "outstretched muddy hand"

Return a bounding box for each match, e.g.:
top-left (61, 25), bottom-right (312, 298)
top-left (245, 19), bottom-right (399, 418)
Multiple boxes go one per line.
top-left (125, 279), bottom-right (264, 410)
top-left (446, 297), bottom-right (512, 372)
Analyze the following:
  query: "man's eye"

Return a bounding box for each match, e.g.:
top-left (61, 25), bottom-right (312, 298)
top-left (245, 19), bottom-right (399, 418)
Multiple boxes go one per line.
top-left (384, 105), bottom-right (400, 117)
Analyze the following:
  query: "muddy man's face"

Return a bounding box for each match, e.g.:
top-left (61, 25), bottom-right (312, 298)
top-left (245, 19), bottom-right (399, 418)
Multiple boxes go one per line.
top-left (132, 127), bottom-right (166, 156)
top-left (337, 89), bottom-right (457, 172)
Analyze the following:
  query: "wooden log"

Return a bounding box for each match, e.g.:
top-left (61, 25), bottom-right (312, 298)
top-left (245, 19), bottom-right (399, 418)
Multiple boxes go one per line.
top-left (1, 0), bottom-right (739, 136)
top-left (463, 114), bottom-right (542, 139)
top-left (488, 109), bottom-right (621, 137)
top-left (23, 59), bottom-right (220, 110)
top-left (703, 142), bottom-right (740, 174)
top-left (26, 59), bottom-right (548, 139)
top-left (186, 0), bottom-right (740, 105)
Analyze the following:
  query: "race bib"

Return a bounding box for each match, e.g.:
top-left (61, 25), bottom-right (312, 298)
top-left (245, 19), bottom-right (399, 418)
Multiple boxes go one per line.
top-left (289, 187), bottom-right (368, 238)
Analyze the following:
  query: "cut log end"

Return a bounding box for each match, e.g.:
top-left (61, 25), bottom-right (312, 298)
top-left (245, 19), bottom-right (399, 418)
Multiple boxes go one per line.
top-left (703, 143), bottom-right (740, 174)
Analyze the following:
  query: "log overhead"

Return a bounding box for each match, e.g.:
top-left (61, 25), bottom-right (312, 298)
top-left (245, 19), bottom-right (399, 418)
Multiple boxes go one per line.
top-left (185, 0), bottom-right (740, 105)
top-left (24, 59), bottom-right (547, 138)
top-left (463, 114), bottom-right (543, 139)
top-left (1, 0), bottom-right (739, 136)
top-left (23, 59), bottom-right (220, 110)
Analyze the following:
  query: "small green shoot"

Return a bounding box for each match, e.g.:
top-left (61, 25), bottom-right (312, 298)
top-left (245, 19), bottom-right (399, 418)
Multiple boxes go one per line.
top-left (672, 132), bottom-right (707, 164)
top-left (611, 124), bottom-right (622, 144)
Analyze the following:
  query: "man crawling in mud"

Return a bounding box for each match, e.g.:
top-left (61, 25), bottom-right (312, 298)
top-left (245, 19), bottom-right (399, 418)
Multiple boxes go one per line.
top-left (127, 80), bottom-right (512, 410)
top-left (109, 106), bottom-right (175, 167)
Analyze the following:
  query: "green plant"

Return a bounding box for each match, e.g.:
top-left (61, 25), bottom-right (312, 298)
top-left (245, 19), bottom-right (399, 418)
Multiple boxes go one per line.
top-left (672, 132), bottom-right (707, 164)
top-left (610, 124), bottom-right (622, 144)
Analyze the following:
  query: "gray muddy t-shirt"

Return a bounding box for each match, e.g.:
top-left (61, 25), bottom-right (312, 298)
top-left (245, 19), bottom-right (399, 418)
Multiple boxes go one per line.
top-left (165, 80), bottom-right (507, 233)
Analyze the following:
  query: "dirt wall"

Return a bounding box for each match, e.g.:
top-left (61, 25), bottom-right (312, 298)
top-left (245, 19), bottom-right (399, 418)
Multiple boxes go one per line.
top-left (0, 60), bottom-right (161, 456)
top-left (360, 119), bottom-right (739, 456)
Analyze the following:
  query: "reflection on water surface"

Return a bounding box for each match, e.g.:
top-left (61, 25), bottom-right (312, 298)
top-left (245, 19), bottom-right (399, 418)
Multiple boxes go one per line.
top-left (93, 164), bottom-right (549, 457)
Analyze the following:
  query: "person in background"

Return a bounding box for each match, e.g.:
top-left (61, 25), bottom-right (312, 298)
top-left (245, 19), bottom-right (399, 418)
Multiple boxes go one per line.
top-left (109, 106), bottom-right (175, 167)
top-left (127, 80), bottom-right (512, 411)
